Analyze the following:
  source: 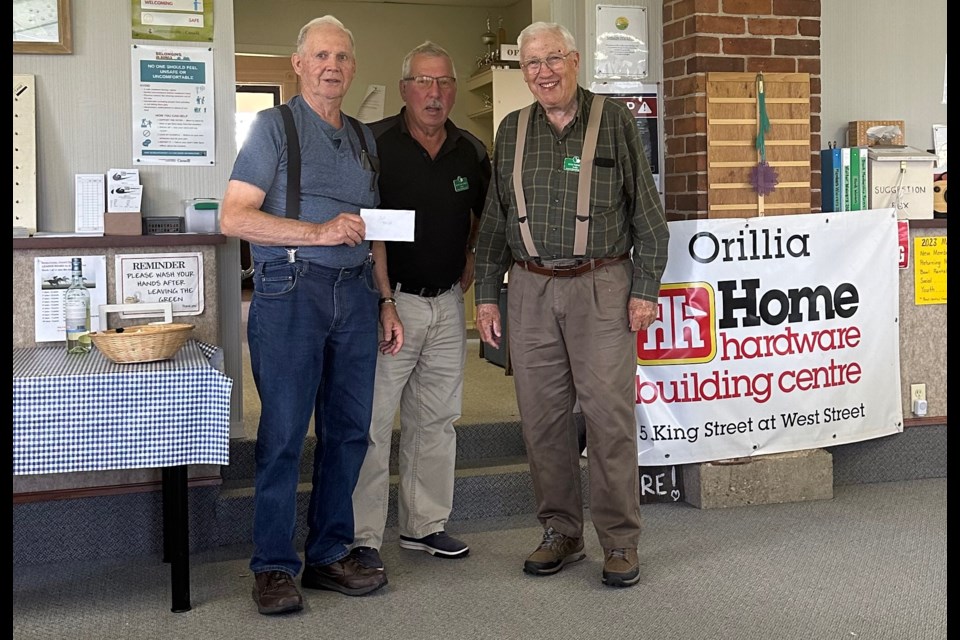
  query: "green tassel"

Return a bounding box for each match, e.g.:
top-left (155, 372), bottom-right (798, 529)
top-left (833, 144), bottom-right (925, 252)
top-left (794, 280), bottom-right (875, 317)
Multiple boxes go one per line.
top-left (755, 75), bottom-right (770, 162)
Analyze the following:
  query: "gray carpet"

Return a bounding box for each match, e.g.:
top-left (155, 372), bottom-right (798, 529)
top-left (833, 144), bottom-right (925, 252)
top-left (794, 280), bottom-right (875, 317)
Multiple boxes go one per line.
top-left (12, 477), bottom-right (946, 640)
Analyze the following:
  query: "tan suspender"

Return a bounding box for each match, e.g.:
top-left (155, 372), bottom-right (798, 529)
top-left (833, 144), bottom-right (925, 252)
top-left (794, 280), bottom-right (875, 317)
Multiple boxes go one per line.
top-left (575, 95), bottom-right (606, 256)
top-left (513, 105), bottom-right (538, 258)
top-left (512, 94), bottom-right (607, 259)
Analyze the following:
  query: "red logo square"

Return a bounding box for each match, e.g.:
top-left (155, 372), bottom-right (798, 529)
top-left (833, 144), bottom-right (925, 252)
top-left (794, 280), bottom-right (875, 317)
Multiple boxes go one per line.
top-left (637, 283), bottom-right (716, 365)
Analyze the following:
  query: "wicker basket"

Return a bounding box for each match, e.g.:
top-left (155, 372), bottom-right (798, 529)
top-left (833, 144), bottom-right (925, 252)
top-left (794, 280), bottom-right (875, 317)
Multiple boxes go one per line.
top-left (90, 323), bottom-right (194, 364)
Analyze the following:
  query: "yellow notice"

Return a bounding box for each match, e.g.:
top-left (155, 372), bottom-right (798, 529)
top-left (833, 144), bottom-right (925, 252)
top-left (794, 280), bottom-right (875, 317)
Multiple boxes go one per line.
top-left (914, 236), bottom-right (947, 305)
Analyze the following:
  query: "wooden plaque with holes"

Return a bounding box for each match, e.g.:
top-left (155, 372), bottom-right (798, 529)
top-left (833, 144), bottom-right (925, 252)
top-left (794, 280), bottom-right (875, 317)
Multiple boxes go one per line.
top-left (706, 72), bottom-right (811, 218)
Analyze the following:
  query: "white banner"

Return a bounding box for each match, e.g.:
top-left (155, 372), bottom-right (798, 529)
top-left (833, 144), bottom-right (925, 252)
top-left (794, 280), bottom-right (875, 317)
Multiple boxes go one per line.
top-left (636, 209), bottom-right (903, 465)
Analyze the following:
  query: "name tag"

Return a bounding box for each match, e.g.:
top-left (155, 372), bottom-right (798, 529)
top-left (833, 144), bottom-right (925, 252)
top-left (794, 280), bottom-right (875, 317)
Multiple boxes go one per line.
top-left (563, 156), bottom-right (581, 172)
top-left (453, 176), bottom-right (469, 192)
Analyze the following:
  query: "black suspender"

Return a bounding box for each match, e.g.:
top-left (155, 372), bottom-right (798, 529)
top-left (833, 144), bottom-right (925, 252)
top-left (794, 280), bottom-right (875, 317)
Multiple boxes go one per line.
top-left (277, 103), bottom-right (370, 221)
top-left (278, 104), bottom-right (301, 221)
top-left (276, 103), bottom-right (372, 261)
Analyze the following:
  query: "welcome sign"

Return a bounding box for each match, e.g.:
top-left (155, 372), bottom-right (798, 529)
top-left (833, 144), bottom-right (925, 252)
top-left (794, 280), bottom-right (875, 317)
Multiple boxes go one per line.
top-left (635, 209), bottom-right (902, 466)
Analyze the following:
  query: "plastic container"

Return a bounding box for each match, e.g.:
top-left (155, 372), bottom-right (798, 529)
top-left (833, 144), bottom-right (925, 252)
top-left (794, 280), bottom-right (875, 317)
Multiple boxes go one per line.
top-left (183, 198), bottom-right (220, 233)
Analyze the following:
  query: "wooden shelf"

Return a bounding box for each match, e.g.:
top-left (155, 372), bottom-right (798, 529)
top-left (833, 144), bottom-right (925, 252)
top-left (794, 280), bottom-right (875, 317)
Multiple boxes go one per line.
top-left (468, 106), bottom-right (493, 119)
top-left (466, 68), bottom-right (493, 91)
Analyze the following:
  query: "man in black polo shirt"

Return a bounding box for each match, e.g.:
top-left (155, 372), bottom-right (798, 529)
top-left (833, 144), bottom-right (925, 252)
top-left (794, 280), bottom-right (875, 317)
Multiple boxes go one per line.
top-left (349, 41), bottom-right (491, 578)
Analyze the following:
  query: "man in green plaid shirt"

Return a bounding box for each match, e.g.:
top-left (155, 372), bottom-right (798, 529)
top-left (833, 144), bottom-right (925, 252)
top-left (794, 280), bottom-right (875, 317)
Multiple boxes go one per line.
top-left (473, 21), bottom-right (669, 589)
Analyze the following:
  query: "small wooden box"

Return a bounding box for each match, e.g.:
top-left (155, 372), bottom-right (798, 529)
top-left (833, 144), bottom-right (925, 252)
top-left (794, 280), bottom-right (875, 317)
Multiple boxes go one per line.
top-left (847, 120), bottom-right (905, 147)
top-left (104, 212), bottom-right (142, 236)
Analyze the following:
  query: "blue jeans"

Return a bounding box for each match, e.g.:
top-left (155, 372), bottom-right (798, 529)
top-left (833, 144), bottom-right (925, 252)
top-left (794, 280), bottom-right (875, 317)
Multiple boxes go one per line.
top-left (248, 257), bottom-right (378, 576)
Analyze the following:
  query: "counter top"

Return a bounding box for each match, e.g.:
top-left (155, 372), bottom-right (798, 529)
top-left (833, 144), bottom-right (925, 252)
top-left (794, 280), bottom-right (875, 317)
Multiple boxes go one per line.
top-left (13, 233), bottom-right (227, 250)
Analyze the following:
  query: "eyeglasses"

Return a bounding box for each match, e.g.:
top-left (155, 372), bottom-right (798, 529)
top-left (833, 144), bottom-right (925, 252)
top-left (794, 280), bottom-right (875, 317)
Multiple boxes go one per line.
top-left (403, 75), bottom-right (457, 90)
top-left (520, 51), bottom-right (575, 75)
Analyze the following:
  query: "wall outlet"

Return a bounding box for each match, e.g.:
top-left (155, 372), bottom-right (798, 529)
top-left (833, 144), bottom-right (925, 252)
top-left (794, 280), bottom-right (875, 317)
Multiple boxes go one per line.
top-left (911, 384), bottom-right (928, 416)
top-left (911, 383), bottom-right (926, 403)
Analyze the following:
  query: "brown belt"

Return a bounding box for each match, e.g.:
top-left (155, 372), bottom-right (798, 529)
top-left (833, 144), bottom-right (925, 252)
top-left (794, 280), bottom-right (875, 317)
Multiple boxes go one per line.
top-left (514, 253), bottom-right (630, 278)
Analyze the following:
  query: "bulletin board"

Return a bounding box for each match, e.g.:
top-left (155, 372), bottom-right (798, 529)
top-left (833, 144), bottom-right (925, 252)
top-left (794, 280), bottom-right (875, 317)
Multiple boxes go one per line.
top-left (706, 72), bottom-right (811, 218)
top-left (13, 74), bottom-right (37, 234)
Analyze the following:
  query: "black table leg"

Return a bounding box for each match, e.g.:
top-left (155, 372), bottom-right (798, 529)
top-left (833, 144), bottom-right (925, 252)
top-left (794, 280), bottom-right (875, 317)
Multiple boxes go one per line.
top-left (161, 465), bottom-right (191, 613)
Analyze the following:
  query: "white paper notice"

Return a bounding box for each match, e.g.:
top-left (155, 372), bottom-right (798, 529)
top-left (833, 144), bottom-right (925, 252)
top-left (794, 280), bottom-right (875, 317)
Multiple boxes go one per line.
top-left (357, 84), bottom-right (385, 123)
top-left (34, 255), bottom-right (108, 342)
top-left (361, 208), bottom-right (415, 242)
top-left (115, 252), bottom-right (204, 316)
top-left (75, 174), bottom-right (105, 234)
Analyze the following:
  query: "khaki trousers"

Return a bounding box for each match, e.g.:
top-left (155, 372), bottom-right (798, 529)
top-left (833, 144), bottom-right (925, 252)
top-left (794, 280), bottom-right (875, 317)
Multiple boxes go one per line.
top-left (351, 285), bottom-right (465, 548)
top-left (508, 260), bottom-right (642, 550)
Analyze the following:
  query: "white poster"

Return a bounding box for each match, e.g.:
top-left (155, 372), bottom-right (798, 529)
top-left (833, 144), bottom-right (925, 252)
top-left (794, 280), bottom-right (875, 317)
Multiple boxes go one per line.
top-left (635, 209), bottom-right (903, 465)
top-left (595, 5), bottom-right (648, 80)
top-left (115, 252), bottom-right (204, 316)
top-left (34, 256), bottom-right (108, 342)
top-left (357, 84), bottom-right (385, 123)
top-left (130, 44), bottom-right (215, 165)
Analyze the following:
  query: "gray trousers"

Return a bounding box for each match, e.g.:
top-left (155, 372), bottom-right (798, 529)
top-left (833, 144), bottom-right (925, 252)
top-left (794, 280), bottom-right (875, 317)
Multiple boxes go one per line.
top-left (508, 260), bottom-right (642, 551)
top-left (351, 285), bottom-right (465, 548)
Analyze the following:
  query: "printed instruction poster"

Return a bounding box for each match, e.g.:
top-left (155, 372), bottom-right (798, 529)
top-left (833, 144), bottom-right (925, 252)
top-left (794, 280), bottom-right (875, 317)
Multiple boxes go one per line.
top-left (115, 252), bottom-right (204, 316)
top-left (34, 256), bottom-right (108, 342)
top-left (131, 44), bottom-right (215, 165)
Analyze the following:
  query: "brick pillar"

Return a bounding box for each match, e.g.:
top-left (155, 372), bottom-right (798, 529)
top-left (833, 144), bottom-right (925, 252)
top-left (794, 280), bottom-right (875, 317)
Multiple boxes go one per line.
top-left (661, 0), bottom-right (822, 221)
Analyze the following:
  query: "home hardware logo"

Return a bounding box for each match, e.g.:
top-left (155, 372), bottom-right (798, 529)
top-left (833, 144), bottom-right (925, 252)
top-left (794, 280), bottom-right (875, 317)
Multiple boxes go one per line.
top-left (637, 283), bottom-right (716, 365)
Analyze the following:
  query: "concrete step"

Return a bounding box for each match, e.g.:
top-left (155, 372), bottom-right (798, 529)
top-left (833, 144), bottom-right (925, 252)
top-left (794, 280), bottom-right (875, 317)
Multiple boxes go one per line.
top-left (221, 419), bottom-right (537, 486)
top-left (215, 457), bottom-right (591, 549)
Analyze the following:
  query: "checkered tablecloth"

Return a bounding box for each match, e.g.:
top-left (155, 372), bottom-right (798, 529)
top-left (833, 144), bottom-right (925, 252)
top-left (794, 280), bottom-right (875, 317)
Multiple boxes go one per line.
top-left (13, 340), bottom-right (233, 475)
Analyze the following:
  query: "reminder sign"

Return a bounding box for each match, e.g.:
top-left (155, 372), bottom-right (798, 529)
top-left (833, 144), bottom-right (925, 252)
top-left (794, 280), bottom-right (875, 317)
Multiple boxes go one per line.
top-left (115, 252), bottom-right (204, 317)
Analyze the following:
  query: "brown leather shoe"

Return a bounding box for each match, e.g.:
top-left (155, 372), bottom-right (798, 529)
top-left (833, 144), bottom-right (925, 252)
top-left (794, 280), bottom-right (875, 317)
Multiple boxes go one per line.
top-left (522, 527), bottom-right (585, 575)
top-left (602, 548), bottom-right (640, 587)
top-left (252, 570), bottom-right (303, 615)
top-left (302, 555), bottom-right (388, 596)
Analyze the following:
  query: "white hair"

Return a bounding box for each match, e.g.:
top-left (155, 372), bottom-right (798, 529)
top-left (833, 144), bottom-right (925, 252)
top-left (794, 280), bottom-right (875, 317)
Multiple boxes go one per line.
top-left (517, 22), bottom-right (577, 52)
top-left (296, 15), bottom-right (355, 54)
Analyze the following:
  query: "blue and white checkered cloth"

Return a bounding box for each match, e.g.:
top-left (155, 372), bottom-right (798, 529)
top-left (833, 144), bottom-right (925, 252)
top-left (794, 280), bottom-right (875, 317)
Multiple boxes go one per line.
top-left (13, 340), bottom-right (233, 475)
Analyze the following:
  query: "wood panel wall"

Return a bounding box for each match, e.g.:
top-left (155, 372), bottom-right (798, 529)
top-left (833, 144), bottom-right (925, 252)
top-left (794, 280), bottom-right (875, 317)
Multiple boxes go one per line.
top-left (706, 72), bottom-right (811, 219)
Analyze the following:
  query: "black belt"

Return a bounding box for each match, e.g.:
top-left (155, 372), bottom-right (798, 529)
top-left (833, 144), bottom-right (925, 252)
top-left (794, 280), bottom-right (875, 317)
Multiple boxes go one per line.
top-left (397, 284), bottom-right (453, 298)
top-left (514, 254), bottom-right (630, 278)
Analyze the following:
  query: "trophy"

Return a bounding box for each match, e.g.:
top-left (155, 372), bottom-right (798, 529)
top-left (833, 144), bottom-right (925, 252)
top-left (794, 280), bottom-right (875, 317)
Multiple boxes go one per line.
top-left (477, 18), bottom-right (498, 69)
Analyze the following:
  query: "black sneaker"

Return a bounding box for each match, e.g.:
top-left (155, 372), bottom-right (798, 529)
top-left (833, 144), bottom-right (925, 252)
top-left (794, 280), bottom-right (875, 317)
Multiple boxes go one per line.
top-left (399, 531), bottom-right (469, 558)
top-left (350, 545), bottom-right (384, 570)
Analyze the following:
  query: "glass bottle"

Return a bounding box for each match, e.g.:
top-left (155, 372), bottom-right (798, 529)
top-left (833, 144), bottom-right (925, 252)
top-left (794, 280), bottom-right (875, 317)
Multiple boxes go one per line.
top-left (64, 257), bottom-right (92, 354)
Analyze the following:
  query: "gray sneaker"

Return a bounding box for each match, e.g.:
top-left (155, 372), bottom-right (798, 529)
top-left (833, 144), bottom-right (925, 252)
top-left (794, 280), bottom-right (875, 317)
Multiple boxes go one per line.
top-left (522, 527), bottom-right (585, 575)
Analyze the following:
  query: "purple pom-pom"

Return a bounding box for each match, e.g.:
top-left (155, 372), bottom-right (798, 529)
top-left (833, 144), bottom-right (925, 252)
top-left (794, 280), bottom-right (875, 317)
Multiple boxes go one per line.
top-left (750, 161), bottom-right (779, 196)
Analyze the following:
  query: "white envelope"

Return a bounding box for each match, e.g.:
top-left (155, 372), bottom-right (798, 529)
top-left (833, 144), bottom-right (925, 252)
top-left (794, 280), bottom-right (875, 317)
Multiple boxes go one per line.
top-left (361, 208), bottom-right (415, 242)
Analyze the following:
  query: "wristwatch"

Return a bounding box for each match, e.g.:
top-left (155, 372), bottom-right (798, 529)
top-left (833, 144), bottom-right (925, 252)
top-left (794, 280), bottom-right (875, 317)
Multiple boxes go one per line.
top-left (378, 296), bottom-right (397, 307)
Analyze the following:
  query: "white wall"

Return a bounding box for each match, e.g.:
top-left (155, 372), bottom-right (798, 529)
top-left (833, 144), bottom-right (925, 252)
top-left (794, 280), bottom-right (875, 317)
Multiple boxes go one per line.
top-left (820, 0), bottom-right (946, 152)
